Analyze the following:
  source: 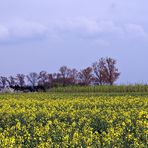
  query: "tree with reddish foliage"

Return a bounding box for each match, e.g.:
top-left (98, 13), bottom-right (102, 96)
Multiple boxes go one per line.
top-left (0, 57), bottom-right (120, 91)
top-left (92, 58), bottom-right (106, 85)
top-left (93, 57), bottom-right (120, 85)
top-left (78, 67), bottom-right (94, 86)
top-left (58, 66), bottom-right (78, 86)
top-left (105, 57), bottom-right (120, 85)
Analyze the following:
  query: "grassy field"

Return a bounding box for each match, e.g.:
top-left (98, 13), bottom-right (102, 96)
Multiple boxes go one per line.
top-left (0, 92), bottom-right (147, 147)
top-left (50, 85), bottom-right (148, 93)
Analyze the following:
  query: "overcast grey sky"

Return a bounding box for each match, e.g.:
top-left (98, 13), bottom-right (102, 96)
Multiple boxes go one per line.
top-left (0, 0), bottom-right (148, 84)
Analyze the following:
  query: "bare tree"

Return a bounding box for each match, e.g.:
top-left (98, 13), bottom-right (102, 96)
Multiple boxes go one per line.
top-left (69, 68), bottom-right (79, 85)
top-left (51, 73), bottom-right (60, 87)
top-left (59, 66), bottom-right (70, 79)
top-left (16, 74), bottom-right (26, 87)
top-left (0, 76), bottom-right (8, 88)
top-left (47, 73), bottom-right (53, 87)
top-left (78, 67), bottom-right (93, 85)
top-left (7, 76), bottom-right (17, 86)
top-left (27, 72), bottom-right (39, 87)
top-left (59, 66), bottom-right (71, 86)
top-left (38, 71), bottom-right (52, 88)
top-left (58, 66), bottom-right (79, 86)
top-left (92, 58), bottom-right (108, 85)
top-left (38, 71), bottom-right (47, 85)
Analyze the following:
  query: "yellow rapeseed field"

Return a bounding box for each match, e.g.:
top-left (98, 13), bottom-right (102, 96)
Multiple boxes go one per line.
top-left (0, 93), bottom-right (147, 147)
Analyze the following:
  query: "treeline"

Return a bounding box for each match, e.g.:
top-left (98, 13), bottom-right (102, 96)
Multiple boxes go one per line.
top-left (0, 57), bottom-right (120, 91)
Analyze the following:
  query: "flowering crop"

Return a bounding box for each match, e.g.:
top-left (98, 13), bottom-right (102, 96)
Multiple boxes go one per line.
top-left (0, 93), bottom-right (147, 147)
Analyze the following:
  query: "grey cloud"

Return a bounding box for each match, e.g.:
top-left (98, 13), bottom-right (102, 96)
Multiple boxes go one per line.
top-left (124, 24), bottom-right (148, 40)
top-left (51, 18), bottom-right (148, 42)
top-left (0, 18), bottom-right (147, 45)
top-left (9, 20), bottom-right (48, 39)
top-left (0, 20), bottom-right (48, 43)
top-left (51, 18), bottom-right (124, 38)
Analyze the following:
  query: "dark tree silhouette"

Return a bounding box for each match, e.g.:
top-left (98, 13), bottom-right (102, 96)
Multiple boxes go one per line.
top-left (27, 72), bottom-right (39, 87)
top-left (38, 71), bottom-right (48, 86)
top-left (59, 66), bottom-right (70, 86)
top-left (0, 76), bottom-right (8, 88)
top-left (38, 71), bottom-right (52, 90)
top-left (16, 74), bottom-right (26, 87)
top-left (7, 76), bottom-right (17, 86)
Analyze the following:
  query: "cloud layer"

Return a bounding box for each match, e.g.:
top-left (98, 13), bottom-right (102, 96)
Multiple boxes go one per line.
top-left (0, 18), bottom-right (147, 45)
top-left (0, 20), bottom-right (48, 43)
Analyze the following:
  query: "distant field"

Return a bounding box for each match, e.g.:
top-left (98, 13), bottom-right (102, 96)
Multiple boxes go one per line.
top-left (50, 85), bottom-right (148, 93)
top-left (0, 93), bottom-right (147, 147)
